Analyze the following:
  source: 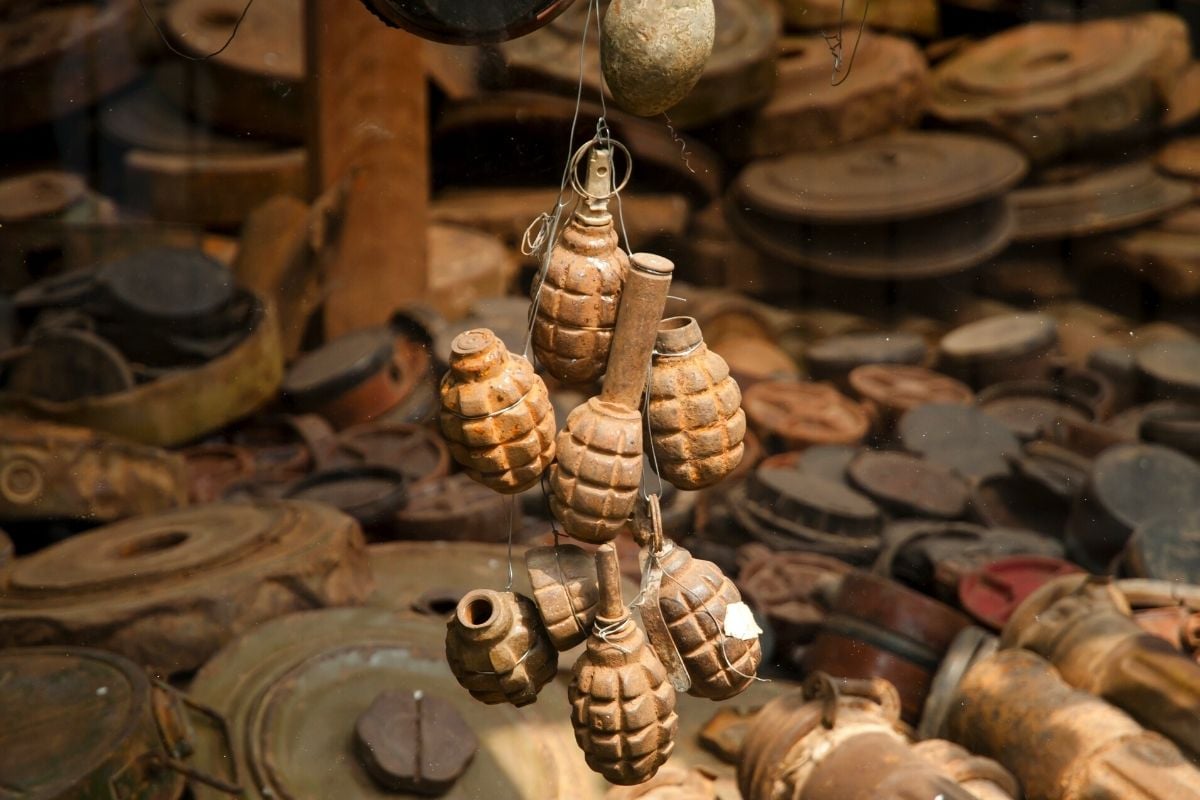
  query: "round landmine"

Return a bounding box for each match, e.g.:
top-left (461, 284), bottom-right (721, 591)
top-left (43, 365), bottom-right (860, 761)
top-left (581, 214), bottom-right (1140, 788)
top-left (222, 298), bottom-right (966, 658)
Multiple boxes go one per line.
top-left (877, 520), bottom-right (1065, 602)
top-left (284, 328), bottom-right (413, 429)
top-left (745, 465), bottom-right (883, 539)
top-left (100, 247), bottom-right (235, 323)
top-left (929, 16), bottom-right (1189, 163)
top-left (5, 329), bottom-right (135, 403)
top-left (1066, 443), bottom-right (1200, 571)
top-left (0, 0), bottom-right (141, 133)
top-left (737, 547), bottom-right (852, 657)
top-left (742, 380), bottom-right (869, 452)
top-left (158, 0), bottom-right (304, 139)
top-left (360, 0), bottom-right (575, 42)
top-left (728, 33), bottom-right (928, 159)
top-left (334, 421), bottom-right (450, 485)
top-left (848, 364), bottom-right (974, 432)
top-left (803, 571), bottom-right (971, 723)
top-left (1011, 161), bottom-right (1194, 242)
top-left (283, 466), bottom-right (408, 528)
top-left (0, 502), bottom-right (373, 674)
top-left (976, 379), bottom-right (1095, 441)
top-left (973, 465), bottom-right (1077, 540)
top-left (709, 336), bottom-right (801, 388)
top-left (797, 444), bottom-right (857, 485)
top-left (391, 473), bottom-right (518, 543)
top-left (938, 313), bottom-right (1058, 388)
top-left (1138, 403), bottom-right (1200, 461)
top-left (1123, 513), bottom-right (1200, 584)
top-left (958, 556), bottom-right (1083, 631)
top-left (1137, 340), bottom-right (1200, 403)
top-left (729, 132), bottom-right (1027, 280)
top-left (1157, 136), bottom-right (1200, 182)
top-left (493, 0), bottom-right (778, 128)
top-left (847, 450), bottom-right (969, 519)
top-left (806, 331), bottom-right (928, 390)
top-left (0, 171), bottom-right (87, 223)
top-left (355, 690), bottom-right (477, 794)
top-left (898, 404), bottom-right (1021, 481)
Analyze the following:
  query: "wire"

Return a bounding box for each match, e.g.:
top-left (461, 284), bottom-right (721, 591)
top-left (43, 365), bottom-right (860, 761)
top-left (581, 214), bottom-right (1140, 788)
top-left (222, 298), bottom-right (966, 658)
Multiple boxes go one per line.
top-left (822, 0), bottom-right (871, 86)
top-left (137, 0), bottom-right (256, 61)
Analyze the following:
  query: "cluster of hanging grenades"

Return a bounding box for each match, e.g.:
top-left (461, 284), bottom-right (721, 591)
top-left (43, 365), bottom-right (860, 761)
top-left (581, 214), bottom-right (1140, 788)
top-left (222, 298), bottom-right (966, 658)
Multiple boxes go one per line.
top-left (438, 144), bottom-right (759, 786)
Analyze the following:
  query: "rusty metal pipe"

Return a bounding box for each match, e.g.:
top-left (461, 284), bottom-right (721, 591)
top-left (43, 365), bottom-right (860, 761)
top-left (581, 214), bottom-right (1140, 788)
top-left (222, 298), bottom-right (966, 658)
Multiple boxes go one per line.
top-left (946, 648), bottom-right (1200, 800)
top-left (1003, 574), bottom-right (1200, 762)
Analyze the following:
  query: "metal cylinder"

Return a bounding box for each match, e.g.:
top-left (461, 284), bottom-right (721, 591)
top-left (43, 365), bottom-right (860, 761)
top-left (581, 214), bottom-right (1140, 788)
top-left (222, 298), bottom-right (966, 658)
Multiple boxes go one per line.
top-left (1004, 574), bottom-right (1200, 762)
top-left (946, 648), bottom-right (1200, 800)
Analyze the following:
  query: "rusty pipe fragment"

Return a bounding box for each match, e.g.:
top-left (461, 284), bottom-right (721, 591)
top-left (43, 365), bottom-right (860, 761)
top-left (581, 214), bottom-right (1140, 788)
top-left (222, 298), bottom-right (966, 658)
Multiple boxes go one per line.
top-left (737, 673), bottom-right (1017, 800)
top-left (945, 648), bottom-right (1200, 800)
top-left (1003, 574), bottom-right (1200, 762)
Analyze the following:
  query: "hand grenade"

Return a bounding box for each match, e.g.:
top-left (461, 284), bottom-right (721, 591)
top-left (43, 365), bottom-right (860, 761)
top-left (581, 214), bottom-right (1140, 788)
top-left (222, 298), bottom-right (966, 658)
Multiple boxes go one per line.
top-left (439, 328), bottom-right (556, 493)
top-left (571, 544), bottom-right (678, 785)
top-left (550, 253), bottom-right (674, 542)
top-left (445, 588), bottom-right (558, 707)
top-left (525, 542), bottom-right (600, 650)
top-left (645, 542), bottom-right (762, 700)
top-left (531, 145), bottom-right (629, 385)
top-left (648, 316), bottom-right (746, 490)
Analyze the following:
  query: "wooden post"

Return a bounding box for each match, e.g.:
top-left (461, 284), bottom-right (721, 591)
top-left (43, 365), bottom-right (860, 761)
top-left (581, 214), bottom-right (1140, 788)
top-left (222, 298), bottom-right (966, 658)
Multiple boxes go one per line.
top-left (306, 0), bottom-right (429, 337)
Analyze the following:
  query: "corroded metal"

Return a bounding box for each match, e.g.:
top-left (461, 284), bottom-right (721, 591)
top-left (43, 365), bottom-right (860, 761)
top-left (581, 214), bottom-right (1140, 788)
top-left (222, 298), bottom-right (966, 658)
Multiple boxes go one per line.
top-left (355, 690), bottom-right (477, 794)
top-left (445, 588), bottom-right (558, 707)
top-left (439, 328), bottom-right (557, 494)
top-left (0, 416), bottom-right (187, 521)
top-left (945, 648), bottom-right (1200, 800)
top-left (551, 253), bottom-right (674, 543)
top-left (648, 317), bottom-right (745, 490)
top-left (1003, 573), bottom-right (1200, 761)
top-left (738, 674), bottom-right (1016, 800)
top-left (526, 543), bottom-right (600, 651)
top-left (570, 544), bottom-right (678, 785)
top-left (0, 501), bottom-right (373, 674)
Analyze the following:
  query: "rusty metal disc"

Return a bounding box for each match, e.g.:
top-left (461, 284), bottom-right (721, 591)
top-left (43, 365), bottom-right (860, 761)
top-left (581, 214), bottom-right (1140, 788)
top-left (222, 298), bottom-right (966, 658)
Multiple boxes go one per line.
top-left (848, 364), bottom-right (974, 426)
top-left (283, 327), bottom-right (404, 426)
top-left (1138, 402), bottom-right (1200, 461)
top-left (958, 555), bottom-right (1083, 630)
top-left (0, 501), bottom-right (373, 674)
top-left (99, 247), bottom-right (235, 322)
top-left (5, 328), bottom-right (135, 403)
top-left (938, 312), bottom-right (1058, 388)
top-left (976, 379), bottom-right (1095, 441)
top-left (1124, 512), bottom-right (1200, 583)
top-left (367, 540), bottom-right (532, 618)
top-left (493, 0), bottom-right (778, 127)
top-left (1137, 340), bottom-right (1200, 403)
top-left (796, 444), bottom-right (857, 485)
top-left (847, 450), bottom-right (970, 519)
top-left (1011, 161), bottom-right (1194, 241)
top-left (0, 0), bottom-right (141, 133)
top-left (929, 17), bottom-right (1181, 162)
top-left (0, 647), bottom-right (187, 800)
top-left (334, 421), bottom-right (450, 485)
top-left (742, 380), bottom-right (869, 452)
top-left (898, 404), bottom-right (1020, 481)
top-left (0, 171), bottom-right (87, 223)
top-left (728, 483), bottom-right (880, 565)
top-left (284, 465), bottom-right (408, 527)
top-left (360, 0), bottom-right (577, 43)
top-left (729, 33), bottom-right (928, 159)
top-left (806, 332), bottom-right (928, 386)
top-left (970, 472), bottom-right (1072, 540)
top-left (159, 0), bottom-right (303, 140)
top-left (187, 607), bottom-right (601, 800)
top-left (1157, 136), bottom-right (1200, 181)
top-left (734, 132), bottom-right (1026, 224)
top-left (390, 472), bottom-right (519, 542)
top-left (100, 80), bottom-right (270, 156)
top-left (746, 465), bottom-right (883, 538)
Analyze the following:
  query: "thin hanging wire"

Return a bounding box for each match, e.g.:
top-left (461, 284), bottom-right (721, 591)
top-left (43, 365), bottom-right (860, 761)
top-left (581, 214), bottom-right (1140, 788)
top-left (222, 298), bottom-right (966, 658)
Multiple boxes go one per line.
top-left (823, 0), bottom-right (871, 86)
top-left (137, 0), bottom-right (257, 61)
top-left (504, 493), bottom-right (516, 591)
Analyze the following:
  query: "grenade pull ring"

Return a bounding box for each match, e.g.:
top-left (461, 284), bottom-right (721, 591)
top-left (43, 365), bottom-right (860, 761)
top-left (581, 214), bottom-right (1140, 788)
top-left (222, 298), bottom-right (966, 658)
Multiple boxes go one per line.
top-left (568, 136), bottom-right (634, 204)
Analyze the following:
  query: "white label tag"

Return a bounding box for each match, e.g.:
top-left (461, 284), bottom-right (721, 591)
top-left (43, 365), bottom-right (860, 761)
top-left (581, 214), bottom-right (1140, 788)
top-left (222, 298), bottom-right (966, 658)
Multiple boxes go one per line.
top-left (723, 602), bottom-right (763, 641)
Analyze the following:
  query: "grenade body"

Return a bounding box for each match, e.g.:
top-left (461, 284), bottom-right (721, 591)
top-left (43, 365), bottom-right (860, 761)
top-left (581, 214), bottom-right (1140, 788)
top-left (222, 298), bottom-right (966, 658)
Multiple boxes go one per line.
top-left (648, 317), bottom-right (746, 490)
top-left (525, 543), bottom-right (600, 650)
top-left (601, 0), bottom-right (716, 117)
top-left (654, 544), bottom-right (762, 700)
top-left (531, 148), bottom-right (628, 385)
top-left (439, 328), bottom-right (556, 493)
top-left (445, 589), bottom-right (558, 707)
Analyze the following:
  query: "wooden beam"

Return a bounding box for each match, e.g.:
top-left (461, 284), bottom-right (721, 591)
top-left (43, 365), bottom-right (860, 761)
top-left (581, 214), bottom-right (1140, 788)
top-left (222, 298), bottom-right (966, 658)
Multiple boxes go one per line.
top-left (306, 0), bottom-right (429, 337)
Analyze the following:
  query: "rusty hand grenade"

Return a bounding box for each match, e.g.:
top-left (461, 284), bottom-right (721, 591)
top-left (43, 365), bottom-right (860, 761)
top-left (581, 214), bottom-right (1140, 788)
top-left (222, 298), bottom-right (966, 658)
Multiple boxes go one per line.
top-left (531, 144), bottom-right (629, 385)
top-left (648, 316), bottom-right (746, 490)
top-left (439, 328), bottom-right (556, 493)
top-left (570, 544), bottom-right (678, 785)
top-left (445, 588), bottom-right (558, 707)
top-left (644, 541), bottom-right (763, 700)
top-left (525, 542), bottom-right (601, 650)
top-left (550, 253), bottom-right (674, 543)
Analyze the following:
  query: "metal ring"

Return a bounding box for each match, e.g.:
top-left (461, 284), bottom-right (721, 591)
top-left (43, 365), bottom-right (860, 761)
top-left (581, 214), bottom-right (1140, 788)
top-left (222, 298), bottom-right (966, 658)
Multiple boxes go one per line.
top-left (568, 137), bottom-right (633, 201)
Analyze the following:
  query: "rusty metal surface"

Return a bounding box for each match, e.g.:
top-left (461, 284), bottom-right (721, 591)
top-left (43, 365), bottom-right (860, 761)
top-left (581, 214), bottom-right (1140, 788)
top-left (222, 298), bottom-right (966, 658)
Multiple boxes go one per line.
top-left (938, 312), bottom-right (1059, 388)
top-left (0, 294), bottom-right (283, 447)
top-left (742, 380), bottom-right (870, 452)
top-left (898, 404), bottom-right (1020, 481)
top-left (946, 648), bottom-right (1200, 800)
top-left (847, 450), bottom-right (968, 519)
top-left (0, 501), bottom-right (373, 674)
top-left (958, 555), bottom-right (1082, 630)
top-left (188, 606), bottom-right (603, 800)
top-left (0, 416), bottom-right (187, 521)
top-left (804, 572), bottom-right (971, 723)
top-left (1003, 574), bottom-right (1200, 762)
